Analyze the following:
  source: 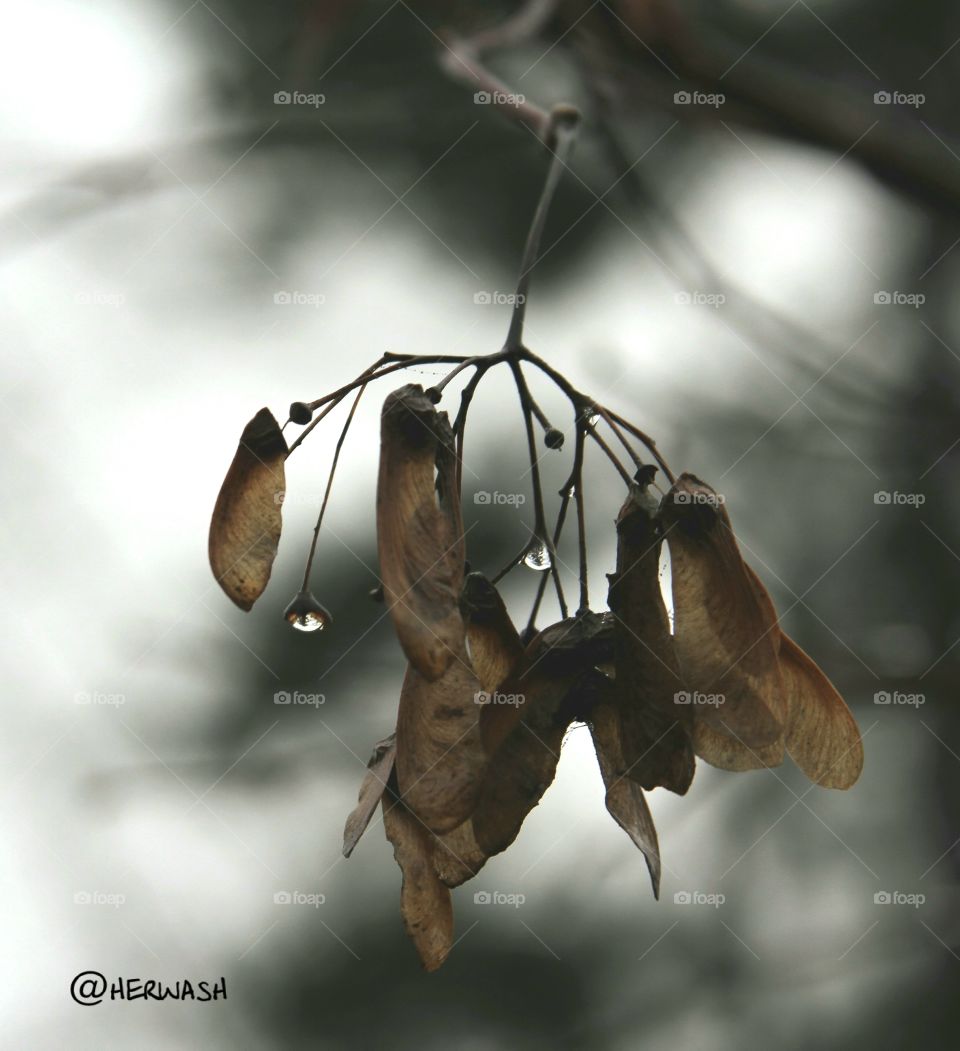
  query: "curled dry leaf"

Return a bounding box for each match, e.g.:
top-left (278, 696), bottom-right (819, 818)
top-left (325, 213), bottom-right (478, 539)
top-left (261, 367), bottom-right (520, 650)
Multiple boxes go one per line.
top-left (208, 408), bottom-right (287, 611)
top-left (395, 644), bottom-right (485, 834)
top-left (342, 734), bottom-right (396, 858)
top-left (587, 682), bottom-right (661, 898)
top-left (660, 474), bottom-right (784, 757)
top-left (608, 484), bottom-right (695, 795)
top-left (376, 384), bottom-right (466, 681)
top-left (382, 785), bottom-right (453, 972)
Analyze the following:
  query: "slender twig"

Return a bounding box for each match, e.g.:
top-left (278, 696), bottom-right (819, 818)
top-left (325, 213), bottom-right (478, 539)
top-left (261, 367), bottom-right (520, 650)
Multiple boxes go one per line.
top-left (505, 108), bottom-right (581, 350)
top-left (570, 425), bottom-right (588, 613)
top-left (586, 425), bottom-right (633, 486)
top-left (300, 383), bottom-right (367, 590)
top-left (598, 407), bottom-right (643, 470)
top-left (511, 360), bottom-right (567, 617)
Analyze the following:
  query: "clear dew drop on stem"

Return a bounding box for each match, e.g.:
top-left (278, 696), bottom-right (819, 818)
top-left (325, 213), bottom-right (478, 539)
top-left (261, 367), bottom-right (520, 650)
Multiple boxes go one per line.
top-left (283, 590), bottom-right (332, 632)
top-left (522, 537), bottom-right (552, 572)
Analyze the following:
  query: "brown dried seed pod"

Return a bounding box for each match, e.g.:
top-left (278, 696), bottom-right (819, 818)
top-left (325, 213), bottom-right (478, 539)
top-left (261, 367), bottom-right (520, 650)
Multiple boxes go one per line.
top-left (342, 734), bottom-right (396, 858)
top-left (382, 785), bottom-right (454, 972)
top-left (587, 681), bottom-right (661, 899)
top-left (608, 484), bottom-right (695, 795)
top-left (659, 474), bottom-right (784, 755)
top-left (395, 641), bottom-right (485, 834)
top-left (208, 407), bottom-right (287, 611)
top-left (376, 384), bottom-right (466, 681)
top-left (470, 615), bottom-right (607, 858)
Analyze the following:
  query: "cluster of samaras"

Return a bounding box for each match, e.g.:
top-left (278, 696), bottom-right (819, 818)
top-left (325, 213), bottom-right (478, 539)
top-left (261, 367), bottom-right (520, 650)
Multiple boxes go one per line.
top-left (209, 381), bottom-right (863, 971)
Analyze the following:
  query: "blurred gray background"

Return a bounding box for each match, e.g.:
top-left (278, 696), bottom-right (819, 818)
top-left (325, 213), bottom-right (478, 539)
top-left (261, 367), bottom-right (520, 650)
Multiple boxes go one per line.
top-left (2, 1), bottom-right (958, 1047)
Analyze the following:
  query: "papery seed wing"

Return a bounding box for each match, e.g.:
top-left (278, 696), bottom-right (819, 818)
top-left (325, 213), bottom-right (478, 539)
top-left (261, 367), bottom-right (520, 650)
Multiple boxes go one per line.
top-left (469, 620), bottom-right (601, 858)
top-left (208, 408), bottom-right (286, 610)
top-left (661, 474), bottom-right (783, 752)
top-left (395, 641), bottom-right (485, 834)
top-left (589, 695), bottom-right (661, 898)
top-left (432, 820), bottom-right (489, 888)
top-left (376, 385), bottom-right (465, 681)
top-left (608, 485), bottom-right (694, 794)
top-left (779, 633), bottom-right (864, 788)
top-left (460, 571), bottom-right (524, 694)
top-left (382, 788), bottom-right (453, 972)
top-left (342, 734), bottom-right (396, 858)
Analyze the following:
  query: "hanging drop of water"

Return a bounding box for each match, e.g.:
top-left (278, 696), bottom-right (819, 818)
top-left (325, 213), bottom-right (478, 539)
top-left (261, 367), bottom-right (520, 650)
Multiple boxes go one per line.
top-left (283, 590), bottom-right (332, 632)
top-left (522, 537), bottom-right (552, 572)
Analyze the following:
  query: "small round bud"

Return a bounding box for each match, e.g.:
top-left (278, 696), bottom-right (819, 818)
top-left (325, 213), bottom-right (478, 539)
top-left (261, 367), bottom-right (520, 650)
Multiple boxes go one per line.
top-left (424, 386), bottom-right (442, 404)
top-left (544, 427), bottom-right (564, 450)
top-left (369, 585), bottom-right (384, 603)
top-left (289, 402), bottom-right (313, 425)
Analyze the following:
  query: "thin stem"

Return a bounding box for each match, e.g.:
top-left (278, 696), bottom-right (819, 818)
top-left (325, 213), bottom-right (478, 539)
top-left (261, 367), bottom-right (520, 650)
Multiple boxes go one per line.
top-left (570, 425), bottom-right (588, 613)
top-left (511, 360), bottom-right (567, 618)
top-left (586, 426), bottom-right (633, 487)
top-left (525, 446), bottom-right (578, 633)
top-left (604, 410), bottom-right (676, 484)
top-left (597, 408), bottom-right (643, 470)
top-left (300, 383), bottom-right (367, 590)
top-left (505, 108), bottom-right (581, 350)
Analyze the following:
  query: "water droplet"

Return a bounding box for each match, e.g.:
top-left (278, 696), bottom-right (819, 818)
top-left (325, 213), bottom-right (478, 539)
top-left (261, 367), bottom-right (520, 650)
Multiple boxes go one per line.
top-left (283, 590), bottom-right (332, 633)
top-left (522, 537), bottom-right (552, 572)
top-left (588, 412), bottom-right (600, 426)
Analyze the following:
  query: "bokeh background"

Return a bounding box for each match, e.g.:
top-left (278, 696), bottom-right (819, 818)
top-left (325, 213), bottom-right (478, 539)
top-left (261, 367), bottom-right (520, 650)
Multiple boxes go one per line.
top-left (2, 1), bottom-right (958, 1047)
